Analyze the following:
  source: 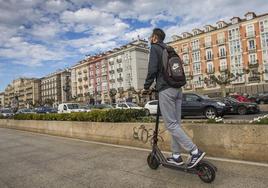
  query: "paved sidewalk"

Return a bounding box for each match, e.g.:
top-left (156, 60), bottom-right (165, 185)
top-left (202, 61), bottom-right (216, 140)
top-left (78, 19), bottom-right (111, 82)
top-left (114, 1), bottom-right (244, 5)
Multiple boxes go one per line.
top-left (0, 128), bottom-right (267, 188)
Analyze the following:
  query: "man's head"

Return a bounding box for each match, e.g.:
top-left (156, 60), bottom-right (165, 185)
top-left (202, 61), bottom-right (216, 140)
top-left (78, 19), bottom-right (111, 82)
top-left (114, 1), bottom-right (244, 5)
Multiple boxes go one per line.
top-left (149, 28), bottom-right (165, 44)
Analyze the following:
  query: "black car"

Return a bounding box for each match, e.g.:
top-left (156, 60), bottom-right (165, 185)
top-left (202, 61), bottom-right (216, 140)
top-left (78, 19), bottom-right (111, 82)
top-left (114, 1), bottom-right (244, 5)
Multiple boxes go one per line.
top-left (35, 107), bottom-right (57, 114)
top-left (255, 93), bottom-right (268, 104)
top-left (219, 97), bottom-right (260, 115)
top-left (182, 93), bottom-right (227, 119)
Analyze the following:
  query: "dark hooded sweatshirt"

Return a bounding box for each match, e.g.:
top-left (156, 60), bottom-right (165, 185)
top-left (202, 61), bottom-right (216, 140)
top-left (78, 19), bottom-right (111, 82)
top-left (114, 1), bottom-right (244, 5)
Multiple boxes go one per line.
top-left (144, 42), bottom-right (171, 92)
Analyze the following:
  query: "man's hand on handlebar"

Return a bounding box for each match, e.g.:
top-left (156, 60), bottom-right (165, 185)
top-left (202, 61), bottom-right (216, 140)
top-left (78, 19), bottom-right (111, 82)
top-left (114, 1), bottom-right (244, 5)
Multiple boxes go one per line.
top-left (141, 89), bottom-right (150, 95)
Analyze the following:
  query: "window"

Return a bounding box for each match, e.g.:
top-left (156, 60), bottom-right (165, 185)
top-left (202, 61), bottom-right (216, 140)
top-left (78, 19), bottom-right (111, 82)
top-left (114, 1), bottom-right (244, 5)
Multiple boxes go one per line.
top-left (246, 24), bottom-right (255, 37)
top-left (220, 59), bottom-right (227, 70)
top-left (185, 94), bottom-right (200, 102)
top-left (183, 54), bottom-right (189, 64)
top-left (260, 20), bottom-right (268, 33)
top-left (230, 40), bottom-right (241, 54)
top-left (263, 50), bottom-right (268, 64)
top-left (193, 76), bottom-right (203, 88)
top-left (249, 54), bottom-right (257, 64)
top-left (218, 23), bottom-right (223, 29)
top-left (246, 14), bottom-right (253, 20)
top-left (248, 40), bottom-right (256, 49)
top-left (219, 46), bottom-right (226, 57)
top-left (207, 62), bottom-right (214, 73)
top-left (191, 39), bottom-right (199, 50)
top-left (206, 49), bottom-right (213, 60)
top-left (261, 33), bottom-right (268, 48)
top-left (231, 55), bottom-right (242, 68)
top-left (192, 51), bottom-right (200, 62)
top-left (205, 36), bottom-right (211, 45)
top-left (193, 62), bottom-right (201, 74)
top-left (228, 28), bottom-right (240, 40)
top-left (149, 101), bottom-right (158, 105)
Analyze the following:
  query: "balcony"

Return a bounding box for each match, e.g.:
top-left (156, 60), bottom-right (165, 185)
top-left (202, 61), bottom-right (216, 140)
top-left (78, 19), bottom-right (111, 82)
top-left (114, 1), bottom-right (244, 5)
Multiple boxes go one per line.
top-left (219, 66), bottom-right (228, 72)
top-left (192, 46), bottom-right (200, 51)
top-left (109, 79), bottom-right (115, 83)
top-left (218, 52), bottom-right (227, 59)
top-left (206, 68), bottom-right (215, 74)
top-left (78, 78), bottom-right (82, 82)
top-left (84, 85), bottom-right (88, 88)
top-left (181, 48), bottom-right (189, 54)
top-left (117, 68), bottom-right (123, 72)
top-left (203, 42), bottom-right (212, 48)
top-left (217, 38), bottom-right (226, 45)
top-left (109, 60), bottom-right (114, 65)
top-left (245, 31), bottom-right (256, 38)
top-left (109, 70), bottom-right (115, 74)
top-left (204, 55), bottom-right (214, 61)
top-left (83, 77), bottom-right (88, 81)
top-left (83, 69), bottom-right (87, 73)
top-left (247, 46), bottom-right (257, 53)
top-left (117, 77), bottom-right (123, 82)
top-left (78, 71), bottom-right (82, 75)
top-left (78, 86), bottom-right (83, 89)
top-left (248, 76), bottom-right (260, 82)
top-left (248, 60), bottom-right (259, 68)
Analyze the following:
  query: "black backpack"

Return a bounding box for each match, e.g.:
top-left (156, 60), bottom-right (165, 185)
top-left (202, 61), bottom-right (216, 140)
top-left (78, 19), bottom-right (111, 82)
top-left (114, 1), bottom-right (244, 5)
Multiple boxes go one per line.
top-left (157, 43), bottom-right (186, 88)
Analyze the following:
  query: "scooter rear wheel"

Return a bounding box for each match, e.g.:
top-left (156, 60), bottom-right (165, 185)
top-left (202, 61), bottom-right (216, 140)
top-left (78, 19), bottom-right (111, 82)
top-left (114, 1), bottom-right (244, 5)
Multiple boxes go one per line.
top-left (147, 153), bottom-right (160, 170)
top-left (196, 161), bottom-right (216, 183)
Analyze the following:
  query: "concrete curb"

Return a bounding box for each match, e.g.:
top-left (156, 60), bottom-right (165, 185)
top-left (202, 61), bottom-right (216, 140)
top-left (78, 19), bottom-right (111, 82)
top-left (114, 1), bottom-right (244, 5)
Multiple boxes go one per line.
top-left (0, 119), bottom-right (267, 163)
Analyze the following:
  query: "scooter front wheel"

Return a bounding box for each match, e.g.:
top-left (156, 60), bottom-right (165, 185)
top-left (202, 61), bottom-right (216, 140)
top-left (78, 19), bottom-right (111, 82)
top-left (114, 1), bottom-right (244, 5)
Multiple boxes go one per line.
top-left (196, 161), bottom-right (216, 183)
top-left (147, 152), bottom-right (160, 170)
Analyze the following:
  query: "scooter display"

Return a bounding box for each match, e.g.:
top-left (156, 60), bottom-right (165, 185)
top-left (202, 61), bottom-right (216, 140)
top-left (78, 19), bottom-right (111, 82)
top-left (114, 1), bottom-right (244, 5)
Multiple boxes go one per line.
top-left (146, 98), bottom-right (217, 183)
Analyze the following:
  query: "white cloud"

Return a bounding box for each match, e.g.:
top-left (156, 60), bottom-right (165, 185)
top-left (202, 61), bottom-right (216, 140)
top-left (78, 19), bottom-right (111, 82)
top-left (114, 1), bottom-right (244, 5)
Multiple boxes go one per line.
top-left (123, 27), bottom-right (152, 41)
top-left (0, 37), bottom-right (65, 67)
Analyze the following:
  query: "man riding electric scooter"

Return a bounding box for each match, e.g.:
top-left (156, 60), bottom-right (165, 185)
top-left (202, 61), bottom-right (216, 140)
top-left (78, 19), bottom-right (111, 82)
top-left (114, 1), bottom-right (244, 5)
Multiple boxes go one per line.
top-left (142, 28), bottom-right (205, 169)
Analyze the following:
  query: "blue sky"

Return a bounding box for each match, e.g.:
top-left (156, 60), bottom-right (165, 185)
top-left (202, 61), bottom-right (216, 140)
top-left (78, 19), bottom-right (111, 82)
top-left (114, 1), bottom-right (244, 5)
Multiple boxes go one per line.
top-left (0, 0), bottom-right (268, 91)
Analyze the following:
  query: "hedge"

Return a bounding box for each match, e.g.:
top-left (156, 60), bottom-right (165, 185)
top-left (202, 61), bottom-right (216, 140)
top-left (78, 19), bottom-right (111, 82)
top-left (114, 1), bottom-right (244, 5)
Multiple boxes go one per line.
top-left (12, 109), bottom-right (155, 122)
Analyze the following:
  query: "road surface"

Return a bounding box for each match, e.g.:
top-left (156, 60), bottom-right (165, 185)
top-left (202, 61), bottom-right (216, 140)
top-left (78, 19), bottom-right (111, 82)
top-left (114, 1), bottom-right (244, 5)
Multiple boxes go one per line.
top-left (0, 128), bottom-right (267, 188)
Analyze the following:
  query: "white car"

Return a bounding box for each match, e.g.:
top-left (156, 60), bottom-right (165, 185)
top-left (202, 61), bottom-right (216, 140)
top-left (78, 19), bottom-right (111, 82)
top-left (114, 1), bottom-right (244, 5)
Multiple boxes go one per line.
top-left (115, 102), bottom-right (150, 116)
top-left (0, 108), bottom-right (14, 117)
top-left (58, 103), bottom-right (89, 113)
top-left (144, 100), bottom-right (158, 115)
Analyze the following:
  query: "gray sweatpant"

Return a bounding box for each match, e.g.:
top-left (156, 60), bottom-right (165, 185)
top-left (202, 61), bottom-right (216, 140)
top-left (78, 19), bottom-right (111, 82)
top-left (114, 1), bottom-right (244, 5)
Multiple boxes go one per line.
top-left (159, 88), bottom-right (197, 154)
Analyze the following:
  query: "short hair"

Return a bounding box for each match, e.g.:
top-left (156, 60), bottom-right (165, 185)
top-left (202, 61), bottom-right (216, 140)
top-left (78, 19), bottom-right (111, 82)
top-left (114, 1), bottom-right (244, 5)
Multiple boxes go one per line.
top-left (152, 28), bottom-right (165, 42)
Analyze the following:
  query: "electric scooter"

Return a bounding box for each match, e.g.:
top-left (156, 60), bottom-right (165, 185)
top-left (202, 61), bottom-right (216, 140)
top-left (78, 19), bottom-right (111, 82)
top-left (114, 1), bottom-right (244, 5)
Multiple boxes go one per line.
top-left (146, 96), bottom-right (217, 183)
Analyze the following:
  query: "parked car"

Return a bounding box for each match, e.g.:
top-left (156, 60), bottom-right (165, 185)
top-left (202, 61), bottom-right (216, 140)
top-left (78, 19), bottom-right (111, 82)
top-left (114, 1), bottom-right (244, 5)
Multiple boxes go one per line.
top-left (89, 104), bottom-right (114, 110)
top-left (181, 93), bottom-right (227, 119)
top-left (0, 108), bottom-right (14, 117)
top-left (116, 102), bottom-right (150, 116)
top-left (144, 100), bottom-right (158, 115)
top-left (255, 93), bottom-right (268, 104)
top-left (58, 103), bottom-right (88, 113)
top-left (219, 97), bottom-right (260, 115)
top-left (35, 107), bottom-right (57, 114)
top-left (16, 108), bottom-right (36, 114)
top-left (229, 94), bottom-right (252, 103)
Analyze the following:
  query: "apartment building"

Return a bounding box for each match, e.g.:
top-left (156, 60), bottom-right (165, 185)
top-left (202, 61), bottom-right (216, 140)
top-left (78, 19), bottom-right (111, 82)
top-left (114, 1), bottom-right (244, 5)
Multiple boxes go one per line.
top-left (4, 78), bottom-right (41, 108)
top-left (0, 92), bottom-right (4, 108)
top-left (169, 12), bottom-right (268, 96)
top-left (71, 39), bottom-right (149, 103)
top-left (40, 69), bottom-right (71, 106)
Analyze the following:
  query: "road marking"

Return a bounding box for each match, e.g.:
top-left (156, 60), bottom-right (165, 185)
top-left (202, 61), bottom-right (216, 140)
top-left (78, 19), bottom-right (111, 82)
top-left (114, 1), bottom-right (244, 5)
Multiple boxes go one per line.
top-left (2, 127), bottom-right (268, 168)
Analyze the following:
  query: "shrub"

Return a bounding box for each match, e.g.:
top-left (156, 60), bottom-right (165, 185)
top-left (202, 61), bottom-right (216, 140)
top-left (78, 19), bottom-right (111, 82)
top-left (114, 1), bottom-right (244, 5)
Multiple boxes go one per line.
top-left (13, 109), bottom-right (148, 122)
